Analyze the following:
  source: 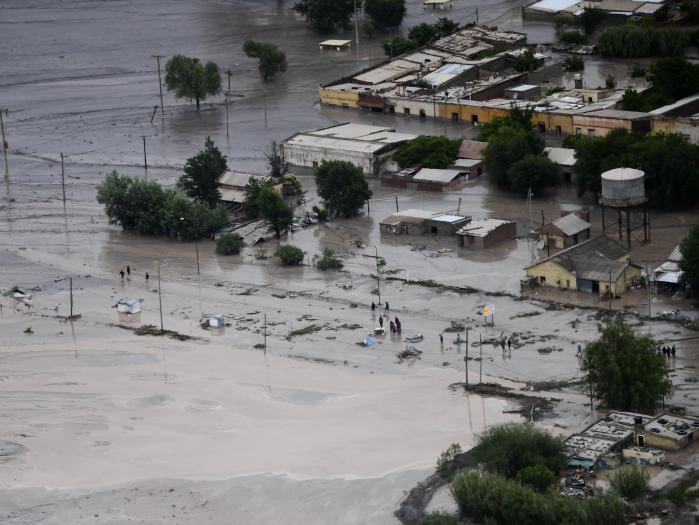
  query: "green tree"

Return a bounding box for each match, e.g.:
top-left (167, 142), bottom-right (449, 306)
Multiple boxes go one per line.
top-left (679, 224), bottom-right (699, 301)
top-left (382, 36), bottom-right (418, 56)
top-left (681, 0), bottom-right (699, 23)
top-left (434, 17), bottom-right (459, 37)
top-left (517, 464), bottom-right (556, 492)
top-left (164, 55), bottom-right (221, 110)
top-left (281, 174), bottom-right (304, 206)
top-left (365, 0), bottom-right (405, 29)
top-left (647, 57), bottom-right (699, 101)
top-left (581, 319), bottom-right (671, 412)
top-left (558, 31), bottom-right (586, 45)
top-left (178, 137), bottom-right (227, 207)
top-left (577, 7), bottom-right (604, 34)
top-left (266, 141), bottom-right (287, 178)
top-left (243, 40), bottom-right (288, 81)
top-left (394, 136), bottom-right (460, 169)
top-left (506, 153), bottom-right (561, 195)
top-left (215, 233), bottom-right (244, 255)
top-left (483, 126), bottom-right (544, 190)
top-left (514, 49), bottom-right (540, 72)
top-left (256, 186), bottom-right (294, 239)
top-left (242, 177), bottom-right (272, 218)
top-left (473, 423), bottom-right (566, 479)
top-left (96, 170), bottom-right (138, 230)
top-left (419, 512), bottom-right (458, 525)
top-left (408, 23), bottom-right (438, 46)
top-left (477, 106), bottom-right (536, 141)
top-left (276, 244), bottom-right (305, 265)
top-left (293, 0), bottom-right (361, 33)
top-left (317, 248), bottom-right (343, 270)
top-left (314, 160), bottom-right (372, 218)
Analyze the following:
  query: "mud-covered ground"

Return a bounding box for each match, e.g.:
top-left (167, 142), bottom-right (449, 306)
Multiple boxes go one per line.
top-left (1, 1), bottom-right (698, 524)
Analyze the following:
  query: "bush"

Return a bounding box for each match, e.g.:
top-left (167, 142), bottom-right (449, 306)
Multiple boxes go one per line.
top-left (383, 36), bottom-right (418, 56)
top-left (507, 153), bottom-right (561, 195)
top-left (312, 205), bottom-right (329, 222)
top-left (436, 443), bottom-right (463, 477)
top-left (394, 135), bottom-right (460, 169)
top-left (365, 0), bottom-right (406, 30)
top-left (215, 233), bottom-right (244, 255)
top-left (472, 423), bottom-right (566, 478)
top-left (243, 40), bottom-right (287, 80)
top-left (420, 512), bottom-right (458, 525)
top-left (314, 160), bottom-right (372, 218)
top-left (517, 464), bottom-right (556, 492)
top-left (317, 248), bottom-right (343, 270)
top-left (276, 244), bottom-right (304, 265)
top-left (598, 26), bottom-right (691, 58)
top-left (610, 465), bottom-right (649, 500)
top-left (563, 56), bottom-right (584, 71)
top-left (559, 31), bottom-right (586, 45)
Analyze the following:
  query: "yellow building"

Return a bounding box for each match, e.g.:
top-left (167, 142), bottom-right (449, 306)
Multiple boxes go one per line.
top-left (526, 235), bottom-right (642, 296)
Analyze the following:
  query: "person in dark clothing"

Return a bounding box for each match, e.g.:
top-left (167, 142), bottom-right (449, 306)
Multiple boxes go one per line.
top-left (671, 345), bottom-right (676, 357)
top-left (507, 338), bottom-right (512, 351)
top-left (394, 317), bottom-right (401, 333)
top-left (119, 269), bottom-right (125, 281)
top-left (439, 332), bottom-right (444, 344)
top-left (389, 321), bottom-right (396, 334)
top-left (371, 302), bottom-right (376, 312)
top-left (378, 315), bottom-right (383, 328)
top-left (126, 265), bottom-right (131, 277)
top-left (145, 272), bottom-right (149, 284)
top-left (500, 338), bottom-right (506, 352)
top-left (385, 302), bottom-right (389, 314)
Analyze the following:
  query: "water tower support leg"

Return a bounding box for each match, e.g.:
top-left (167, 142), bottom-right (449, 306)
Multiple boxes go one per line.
top-left (601, 206), bottom-right (605, 235)
top-left (626, 210), bottom-right (631, 250)
top-left (618, 210), bottom-right (622, 241)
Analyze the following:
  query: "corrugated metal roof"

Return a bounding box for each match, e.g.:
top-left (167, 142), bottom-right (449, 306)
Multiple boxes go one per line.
top-left (544, 147), bottom-right (576, 167)
top-left (413, 168), bottom-right (464, 183)
top-left (458, 139), bottom-right (487, 160)
top-left (552, 213), bottom-right (591, 236)
top-left (457, 218), bottom-right (513, 237)
top-left (218, 171), bottom-right (261, 188)
top-left (423, 63), bottom-right (473, 88)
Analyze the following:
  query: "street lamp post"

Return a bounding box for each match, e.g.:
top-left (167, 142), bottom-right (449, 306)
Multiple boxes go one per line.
top-left (180, 217), bottom-right (200, 275)
top-left (370, 245), bottom-right (381, 305)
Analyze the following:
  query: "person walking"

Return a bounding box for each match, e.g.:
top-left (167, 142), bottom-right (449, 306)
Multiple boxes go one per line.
top-left (394, 316), bottom-right (401, 333)
top-left (126, 265), bottom-right (131, 281)
top-left (671, 345), bottom-right (676, 357)
top-left (389, 321), bottom-right (396, 334)
top-left (379, 315), bottom-right (384, 328)
top-left (577, 343), bottom-right (583, 356)
top-left (500, 337), bottom-right (506, 352)
top-left (439, 332), bottom-right (444, 345)
top-left (119, 269), bottom-right (125, 281)
top-left (385, 301), bottom-right (390, 314)
top-left (145, 272), bottom-right (150, 285)
top-left (371, 301), bottom-right (376, 312)
top-left (507, 338), bottom-right (512, 351)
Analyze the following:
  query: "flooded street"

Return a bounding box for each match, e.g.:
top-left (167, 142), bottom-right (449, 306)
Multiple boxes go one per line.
top-left (1, 1), bottom-right (698, 523)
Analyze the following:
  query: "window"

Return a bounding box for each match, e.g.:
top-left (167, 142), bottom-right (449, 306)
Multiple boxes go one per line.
top-left (575, 127), bottom-right (581, 135)
top-left (403, 107), bottom-right (410, 115)
top-left (312, 161), bottom-right (318, 167)
top-left (341, 103), bottom-right (349, 108)
top-left (588, 97), bottom-right (593, 103)
top-left (430, 226), bottom-right (437, 234)
top-left (566, 280), bottom-right (570, 288)
top-left (389, 105), bottom-right (395, 113)
top-left (555, 125), bottom-right (562, 134)
top-left (419, 109), bottom-right (426, 118)
top-left (471, 114), bottom-right (479, 125)
top-left (451, 112), bottom-right (459, 122)
top-left (587, 128), bottom-right (595, 137)
top-left (537, 121), bottom-right (545, 133)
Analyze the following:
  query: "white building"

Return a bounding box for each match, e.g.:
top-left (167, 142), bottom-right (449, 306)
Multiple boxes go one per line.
top-left (282, 123), bottom-right (416, 177)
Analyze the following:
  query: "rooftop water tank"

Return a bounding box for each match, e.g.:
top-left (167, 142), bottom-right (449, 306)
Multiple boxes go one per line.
top-left (599, 167), bottom-right (646, 208)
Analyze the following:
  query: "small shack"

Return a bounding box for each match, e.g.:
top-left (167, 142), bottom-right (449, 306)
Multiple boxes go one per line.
top-left (505, 84), bottom-right (540, 100)
top-left (380, 209), bottom-right (470, 236)
top-left (218, 171), bottom-right (271, 205)
top-left (319, 39), bottom-right (352, 52)
top-left (451, 158), bottom-right (483, 178)
top-left (456, 218), bottom-right (516, 248)
top-left (117, 297), bottom-right (141, 314)
top-left (412, 168), bottom-right (468, 190)
top-left (458, 139), bottom-right (487, 160)
top-left (544, 146), bottom-right (576, 179)
top-left (539, 212), bottom-right (591, 249)
top-left (637, 414), bottom-right (699, 451)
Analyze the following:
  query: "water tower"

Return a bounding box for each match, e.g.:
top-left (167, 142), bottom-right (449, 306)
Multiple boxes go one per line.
top-left (599, 167), bottom-right (650, 249)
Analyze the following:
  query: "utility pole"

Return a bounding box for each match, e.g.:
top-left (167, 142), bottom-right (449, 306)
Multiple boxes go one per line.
top-left (647, 265), bottom-right (652, 318)
top-left (589, 376), bottom-right (594, 414)
top-left (541, 209), bottom-right (545, 228)
top-left (263, 90), bottom-right (268, 126)
top-left (60, 153), bottom-right (66, 204)
top-left (609, 270), bottom-right (613, 312)
top-left (479, 333), bottom-right (483, 384)
top-left (372, 245), bottom-right (381, 304)
top-left (395, 195), bottom-right (399, 212)
top-left (464, 326), bottom-right (470, 386)
top-left (264, 314), bottom-right (267, 355)
top-left (141, 136), bottom-right (148, 171)
top-left (151, 55), bottom-right (165, 121)
top-left (69, 277), bottom-right (74, 318)
top-left (157, 262), bottom-right (164, 331)
top-left (225, 68), bottom-right (232, 139)
top-left (1, 109), bottom-right (9, 178)
top-left (353, 0), bottom-right (359, 58)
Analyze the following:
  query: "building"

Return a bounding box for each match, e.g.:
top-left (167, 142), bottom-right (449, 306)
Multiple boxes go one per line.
top-left (117, 297), bottom-right (141, 314)
top-left (544, 146), bottom-right (576, 179)
top-left (539, 212), bottom-right (591, 250)
top-left (636, 414), bottom-right (699, 451)
top-left (458, 139), bottom-right (487, 160)
top-left (380, 209), bottom-right (471, 236)
top-left (526, 235), bottom-right (642, 295)
top-left (319, 39), bottom-right (351, 51)
top-left (623, 447), bottom-right (665, 466)
top-left (412, 168), bottom-right (469, 189)
top-left (572, 109), bottom-right (651, 138)
top-left (281, 123), bottom-right (416, 177)
top-left (456, 218), bottom-right (516, 248)
top-left (654, 245), bottom-right (684, 294)
top-left (451, 158), bottom-right (483, 177)
top-left (218, 171), bottom-right (270, 205)
top-left (524, 0), bottom-right (667, 18)
top-left (505, 84), bottom-right (540, 101)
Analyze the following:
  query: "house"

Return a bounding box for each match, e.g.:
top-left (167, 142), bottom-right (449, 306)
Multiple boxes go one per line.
top-left (456, 218), bottom-right (516, 248)
top-left (544, 146), bottom-right (576, 179)
top-left (281, 123), bottom-right (416, 177)
top-left (411, 168), bottom-right (469, 190)
top-left (654, 245), bottom-right (684, 294)
top-left (623, 447), bottom-right (665, 466)
top-left (451, 158), bottom-right (483, 178)
top-left (117, 297), bottom-right (141, 314)
top-left (218, 171), bottom-right (270, 205)
top-left (635, 414), bottom-right (699, 451)
top-left (379, 209), bottom-right (470, 236)
top-left (458, 139), bottom-right (487, 160)
top-left (539, 212), bottom-right (591, 249)
top-left (319, 39), bottom-right (351, 52)
top-left (526, 235), bottom-right (642, 295)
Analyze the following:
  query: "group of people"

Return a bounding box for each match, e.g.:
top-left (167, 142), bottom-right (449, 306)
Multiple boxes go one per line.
top-left (660, 345), bottom-right (677, 358)
top-left (371, 301), bottom-right (389, 314)
top-left (378, 314), bottom-right (402, 334)
top-left (119, 265), bottom-right (149, 284)
top-left (500, 337), bottom-right (512, 352)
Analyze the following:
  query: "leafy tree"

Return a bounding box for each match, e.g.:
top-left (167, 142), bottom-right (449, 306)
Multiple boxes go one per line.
top-left (679, 224), bottom-right (699, 301)
top-left (164, 55), bottom-right (222, 110)
top-left (242, 177), bottom-right (274, 218)
top-left (314, 160), bottom-right (372, 218)
top-left (408, 23), bottom-right (438, 46)
top-left (243, 40), bottom-right (287, 81)
top-left (477, 106), bottom-right (536, 141)
top-left (317, 248), bottom-right (343, 270)
top-left (178, 137), bottom-right (227, 207)
top-left (215, 233), bottom-right (244, 255)
top-left (647, 57), bottom-right (699, 101)
top-left (514, 49), bottom-right (540, 72)
top-left (394, 136), bottom-right (460, 169)
top-left (293, 0), bottom-right (361, 33)
top-left (382, 36), bottom-right (418, 56)
top-left (473, 423), bottom-right (566, 478)
top-left (281, 174), bottom-right (304, 206)
top-left (276, 244), bottom-right (304, 265)
top-left (681, 0), bottom-right (699, 23)
top-left (610, 465), bottom-right (649, 499)
top-left (577, 7), bottom-right (604, 34)
top-left (256, 185), bottom-right (294, 238)
top-left (266, 141), bottom-right (287, 178)
top-left (605, 74), bottom-right (617, 89)
top-left (434, 17), bottom-right (459, 37)
top-left (507, 153), bottom-right (561, 195)
top-left (419, 512), bottom-right (458, 525)
top-left (483, 127), bottom-right (544, 190)
top-left (581, 319), bottom-right (671, 412)
top-left (365, 0), bottom-right (405, 29)
top-left (517, 465), bottom-right (556, 492)
top-left (559, 31), bottom-right (586, 45)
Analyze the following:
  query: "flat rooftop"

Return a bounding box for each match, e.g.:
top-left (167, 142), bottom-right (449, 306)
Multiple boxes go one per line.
top-left (645, 415), bottom-right (699, 440)
top-left (457, 218), bottom-right (513, 237)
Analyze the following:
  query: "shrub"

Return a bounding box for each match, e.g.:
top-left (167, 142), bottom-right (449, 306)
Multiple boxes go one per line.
top-left (436, 443), bottom-right (463, 477)
top-left (563, 56), bottom-right (584, 71)
top-left (420, 512), bottom-right (458, 525)
top-left (312, 205), bottom-right (329, 221)
top-left (472, 423), bottom-right (566, 478)
top-left (276, 244), bottom-right (304, 265)
top-left (394, 136), bottom-right (460, 169)
top-left (314, 160), bottom-right (371, 218)
top-left (559, 31), bottom-right (586, 45)
top-left (517, 464), bottom-right (556, 492)
top-left (215, 233), bottom-right (244, 255)
top-left (598, 26), bottom-right (691, 58)
top-left (317, 248), bottom-right (343, 270)
top-left (610, 465), bottom-right (649, 499)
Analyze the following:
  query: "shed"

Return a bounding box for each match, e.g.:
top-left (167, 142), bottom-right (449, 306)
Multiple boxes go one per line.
top-left (544, 146), bottom-right (576, 177)
top-left (505, 84), bottom-right (540, 101)
top-left (380, 209), bottom-right (469, 236)
top-left (456, 218), bottom-right (516, 248)
top-left (319, 39), bottom-right (352, 51)
top-left (539, 212), bottom-right (591, 249)
top-left (458, 139), bottom-right (487, 160)
top-left (413, 168), bottom-right (467, 187)
top-left (218, 171), bottom-right (270, 204)
top-left (451, 158), bottom-right (483, 178)
top-left (117, 297), bottom-right (141, 314)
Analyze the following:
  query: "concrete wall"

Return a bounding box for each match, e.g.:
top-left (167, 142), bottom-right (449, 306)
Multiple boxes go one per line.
top-left (527, 259), bottom-right (641, 296)
top-left (459, 221), bottom-right (516, 249)
top-left (319, 87), bottom-right (360, 108)
top-left (283, 144), bottom-right (375, 176)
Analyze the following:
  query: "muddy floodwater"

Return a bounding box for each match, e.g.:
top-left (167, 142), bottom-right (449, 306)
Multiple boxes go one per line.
top-left (1, 1), bottom-right (699, 524)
